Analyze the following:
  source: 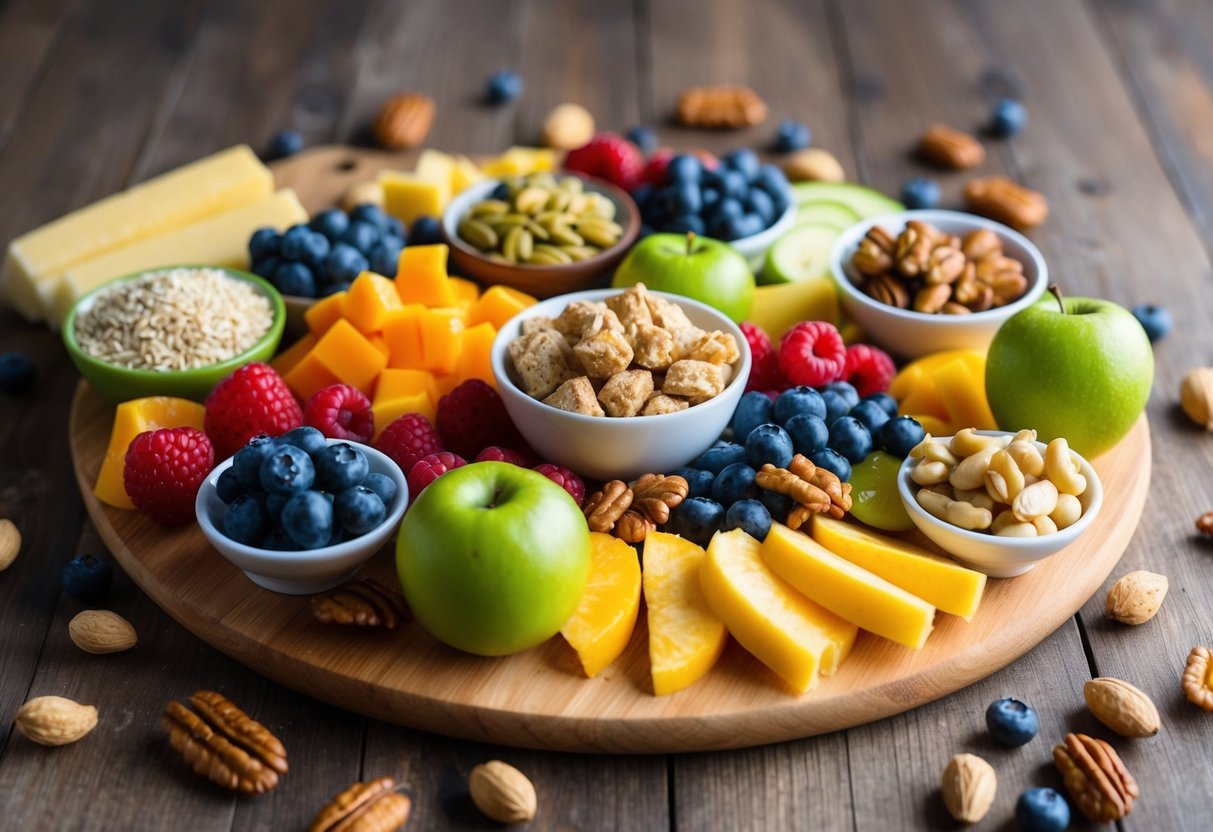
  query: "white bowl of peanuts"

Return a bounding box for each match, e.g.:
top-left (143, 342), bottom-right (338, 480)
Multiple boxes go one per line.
top-left (896, 429), bottom-right (1103, 578)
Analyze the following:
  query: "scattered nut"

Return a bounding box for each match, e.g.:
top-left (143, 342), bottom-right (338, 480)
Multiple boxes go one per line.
top-left (1180, 367), bottom-right (1213, 430)
top-left (677, 85), bottom-right (767, 128)
top-left (469, 760), bottom-right (537, 824)
top-left (15, 695), bottom-right (98, 746)
top-left (310, 776), bottom-right (411, 832)
top-left (1198, 511), bottom-right (1213, 538)
top-left (542, 103), bottom-right (595, 150)
top-left (0, 518), bottom-right (19, 571)
top-left (1182, 645), bottom-right (1213, 712)
top-left (1083, 677), bottom-right (1161, 738)
top-left (783, 148), bottom-right (844, 182)
top-left (917, 125), bottom-right (985, 169)
top-left (372, 92), bottom-right (435, 149)
top-left (964, 176), bottom-right (1049, 229)
top-left (68, 609), bottom-right (138, 654)
top-left (162, 690), bottom-right (288, 794)
top-left (940, 752), bottom-right (997, 823)
top-left (1053, 732), bottom-right (1138, 822)
top-left (311, 578), bottom-right (409, 629)
top-left (1105, 570), bottom-right (1167, 625)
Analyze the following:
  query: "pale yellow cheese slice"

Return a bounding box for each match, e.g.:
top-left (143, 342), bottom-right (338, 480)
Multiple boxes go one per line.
top-left (762, 523), bottom-right (936, 650)
top-left (55, 189), bottom-right (306, 326)
top-left (5, 145), bottom-right (273, 322)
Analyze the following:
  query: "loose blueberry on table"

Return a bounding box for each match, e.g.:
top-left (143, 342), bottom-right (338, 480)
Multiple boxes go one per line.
top-left (986, 697), bottom-right (1039, 746)
top-left (1015, 787), bottom-right (1070, 832)
top-left (62, 555), bottom-right (113, 604)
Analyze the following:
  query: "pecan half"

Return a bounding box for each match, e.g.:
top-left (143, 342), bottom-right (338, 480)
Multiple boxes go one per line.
top-left (677, 85), bottom-right (767, 128)
top-left (372, 93), bottom-right (435, 149)
top-left (863, 273), bottom-right (910, 308)
top-left (1053, 732), bottom-right (1138, 822)
top-left (964, 176), bottom-right (1048, 229)
top-left (758, 454), bottom-right (851, 527)
top-left (163, 691), bottom-right (288, 794)
top-left (853, 228), bottom-right (896, 276)
top-left (1196, 512), bottom-right (1213, 537)
top-left (312, 578), bottom-right (409, 629)
top-left (918, 125), bottom-right (985, 169)
top-left (630, 473), bottom-right (688, 526)
top-left (310, 776), bottom-right (411, 832)
top-left (894, 224), bottom-right (933, 277)
top-left (1182, 645), bottom-right (1213, 712)
top-left (614, 510), bottom-right (653, 544)
top-left (583, 480), bottom-right (632, 533)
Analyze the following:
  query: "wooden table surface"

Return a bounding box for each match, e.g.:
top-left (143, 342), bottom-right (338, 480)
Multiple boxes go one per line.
top-left (1, 1), bottom-right (1211, 829)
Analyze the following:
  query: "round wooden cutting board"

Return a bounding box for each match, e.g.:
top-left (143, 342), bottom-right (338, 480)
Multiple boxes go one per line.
top-left (70, 383), bottom-right (1150, 753)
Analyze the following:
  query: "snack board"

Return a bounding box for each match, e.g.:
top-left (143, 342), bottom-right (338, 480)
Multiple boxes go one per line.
top-left (70, 382), bottom-right (1149, 753)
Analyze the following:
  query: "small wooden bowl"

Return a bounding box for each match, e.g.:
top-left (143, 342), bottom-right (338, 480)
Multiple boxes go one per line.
top-left (441, 176), bottom-right (641, 299)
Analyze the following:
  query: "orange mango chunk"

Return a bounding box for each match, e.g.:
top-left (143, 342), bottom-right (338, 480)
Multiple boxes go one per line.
top-left (345, 271), bottom-right (403, 334)
top-left (456, 322), bottom-right (497, 386)
top-left (375, 368), bottom-right (438, 407)
top-left (432, 373), bottom-right (461, 400)
top-left (449, 277), bottom-right (481, 311)
top-left (270, 333), bottom-right (316, 377)
top-left (381, 305), bottom-right (426, 370)
top-left (419, 307), bottom-right (465, 375)
top-left (311, 319), bottom-right (388, 395)
top-left (305, 291), bottom-right (348, 337)
top-left (932, 358), bottom-right (998, 431)
top-left (467, 285), bottom-right (537, 330)
top-left (396, 244), bottom-right (456, 308)
top-left (372, 391), bottom-right (435, 438)
top-left (368, 334), bottom-right (391, 359)
top-left (283, 351), bottom-right (341, 401)
top-left (94, 397), bottom-right (206, 509)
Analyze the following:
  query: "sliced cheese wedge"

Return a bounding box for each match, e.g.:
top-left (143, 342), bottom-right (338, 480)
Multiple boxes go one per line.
top-left (701, 529), bottom-right (858, 693)
top-left (762, 523), bottom-right (936, 650)
top-left (811, 515), bottom-right (987, 620)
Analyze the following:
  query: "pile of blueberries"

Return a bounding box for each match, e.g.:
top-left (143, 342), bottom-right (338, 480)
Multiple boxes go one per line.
top-left (216, 427), bottom-right (399, 551)
top-left (666, 381), bottom-right (925, 546)
top-left (633, 149), bottom-right (793, 241)
top-left (248, 204), bottom-right (443, 299)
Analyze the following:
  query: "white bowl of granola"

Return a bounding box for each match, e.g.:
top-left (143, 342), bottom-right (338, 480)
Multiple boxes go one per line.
top-left (491, 286), bottom-right (751, 481)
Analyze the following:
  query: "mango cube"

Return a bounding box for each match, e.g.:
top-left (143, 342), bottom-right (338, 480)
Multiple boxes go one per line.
top-left (94, 397), bottom-right (206, 509)
top-left (467, 284), bottom-right (537, 330)
top-left (270, 334), bottom-right (316, 378)
top-left (419, 307), bottom-right (465, 374)
top-left (345, 271), bottom-right (403, 334)
top-left (396, 244), bottom-right (457, 307)
top-left (311, 319), bottom-right (388, 394)
top-left (305, 291), bottom-right (348, 337)
top-left (381, 305), bottom-right (426, 370)
top-left (449, 277), bottom-right (481, 312)
top-left (932, 358), bottom-right (998, 431)
top-left (369, 334), bottom-right (391, 358)
top-left (375, 368), bottom-right (438, 407)
top-left (456, 322), bottom-right (497, 386)
top-left (283, 351), bottom-right (341, 401)
top-left (380, 170), bottom-right (450, 226)
top-left (432, 373), bottom-right (461, 400)
top-left (373, 392), bottom-right (434, 437)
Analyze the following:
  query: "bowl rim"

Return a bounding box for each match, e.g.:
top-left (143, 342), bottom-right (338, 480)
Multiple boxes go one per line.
top-left (62, 265), bottom-right (286, 380)
top-left (441, 174), bottom-right (641, 273)
top-left (489, 287), bottom-right (752, 425)
top-left (829, 209), bottom-right (1049, 326)
top-left (896, 430), bottom-right (1104, 551)
top-left (195, 438), bottom-right (409, 562)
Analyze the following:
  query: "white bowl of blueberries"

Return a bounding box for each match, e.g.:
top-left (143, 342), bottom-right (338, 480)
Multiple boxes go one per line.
top-left (195, 427), bottom-right (409, 595)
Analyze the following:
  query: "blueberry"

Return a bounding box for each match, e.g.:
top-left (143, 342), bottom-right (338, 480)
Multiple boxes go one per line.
top-left (309, 209), bottom-right (350, 242)
top-left (223, 493), bottom-right (268, 545)
top-left (281, 491), bottom-right (334, 550)
top-left (673, 181), bottom-right (703, 214)
top-left (215, 466), bottom-right (244, 503)
top-left (299, 230), bottom-right (331, 272)
top-left (712, 462), bottom-right (758, 507)
top-left (409, 215), bottom-right (443, 246)
top-left (385, 216), bottom-right (405, 240)
top-left (0, 352), bottom-right (36, 394)
top-left (362, 472), bottom-right (398, 506)
top-left (849, 399), bottom-right (890, 434)
top-left (747, 188), bottom-right (776, 226)
top-left (864, 392), bottom-right (899, 418)
top-left (989, 97), bottom-right (1028, 138)
top-left (732, 391), bottom-right (775, 443)
top-left (774, 119), bottom-right (812, 153)
top-left (667, 154), bottom-right (703, 184)
top-left (880, 416), bottom-right (925, 458)
top-left (259, 447), bottom-right (316, 495)
top-left (313, 442), bottom-right (370, 493)
top-left (490, 182), bottom-right (511, 201)
top-left (1015, 787), bottom-right (1069, 832)
top-left (320, 281), bottom-right (351, 297)
top-left (274, 262), bottom-right (316, 298)
top-left (649, 186), bottom-right (679, 219)
top-left (665, 213), bottom-right (706, 236)
top-left (822, 381), bottom-right (860, 409)
top-left (828, 416), bottom-right (873, 464)
top-left (485, 70), bottom-right (522, 104)
top-left (819, 389), bottom-right (851, 427)
top-left (723, 499), bottom-right (773, 541)
top-left (278, 426), bottom-right (328, 458)
top-left (62, 555), bottom-right (113, 604)
top-left (774, 386), bottom-right (827, 426)
top-left (1131, 303), bottom-right (1172, 343)
top-left (369, 239), bottom-right (403, 276)
top-left (335, 485), bottom-right (387, 536)
top-left (734, 213), bottom-right (766, 239)
top-left (350, 202), bottom-right (388, 232)
top-left (986, 697), bottom-right (1039, 746)
top-left (626, 126), bottom-right (658, 155)
top-left (267, 129), bottom-right (303, 159)
top-left (693, 441), bottom-right (746, 474)
top-left (701, 187), bottom-right (720, 210)
top-left (759, 488), bottom-right (794, 523)
top-left (744, 424), bottom-right (794, 469)
top-left (630, 184), bottom-right (653, 210)
top-left (809, 448), bottom-right (851, 482)
top-left (342, 220), bottom-right (381, 255)
top-left (251, 256), bottom-right (281, 282)
top-left (900, 177), bottom-right (940, 210)
top-left (264, 492), bottom-right (288, 522)
top-left (711, 195), bottom-right (745, 222)
top-left (723, 148), bottom-right (761, 181)
top-left (325, 243), bottom-right (369, 283)
top-left (785, 413), bottom-right (830, 456)
top-left (259, 526), bottom-right (296, 551)
top-left (232, 434), bottom-right (280, 486)
top-left (668, 497), bottom-right (725, 548)
top-left (248, 227), bottom-right (281, 262)
top-left (754, 164), bottom-right (790, 198)
top-left (672, 467), bottom-right (715, 500)
top-left (278, 224), bottom-right (312, 261)
top-left (720, 169), bottom-right (749, 200)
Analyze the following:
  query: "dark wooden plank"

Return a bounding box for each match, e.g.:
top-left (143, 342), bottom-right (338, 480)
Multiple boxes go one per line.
top-left (0, 0), bottom-right (75, 149)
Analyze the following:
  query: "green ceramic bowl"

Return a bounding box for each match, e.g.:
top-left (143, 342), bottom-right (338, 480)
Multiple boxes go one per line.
top-left (62, 266), bottom-right (286, 404)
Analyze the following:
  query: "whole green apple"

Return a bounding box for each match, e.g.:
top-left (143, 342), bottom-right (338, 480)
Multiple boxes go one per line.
top-left (396, 461), bottom-right (590, 656)
top-left (985, 289), bottom-right (1153, 458)
top-left (612, 232), bottom-right (754, 321)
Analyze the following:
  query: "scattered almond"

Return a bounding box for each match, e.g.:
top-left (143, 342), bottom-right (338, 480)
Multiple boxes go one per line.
top-left (782, 148), bottom-right (845, 183)
top-left (469, 760), bottom-right (537, 824)
top-left (0, 518), bottom-right (19, 571)
top-left (68, 609), bottom-right (138, 654)
top-left (940, 753), bottom-right (997, 823)
top-left (1180, 367), bottom-right (1213, 430)
top-left (1083, 677), bottom-right (1161, 738)
top-left (372, 92), bottom-right (435, 149)
top-left (15, 695), bottom-right (98, 746)
top-left (1105, 570), bottom-right (1168, 625)
top-left (542, 103), bottom-right (595, 150)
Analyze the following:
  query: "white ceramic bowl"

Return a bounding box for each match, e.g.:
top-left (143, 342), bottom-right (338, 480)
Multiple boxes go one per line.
top-left (195, 439), bottom-right (409, 595)
top-left (896, 432), bottom-right (1103, 578)
top-left (829, 210), bottom-right (1048, 359)
top-left (491, 288), bottom-right (751, 481)
top-left (730, 202), bottom-right (798, 272)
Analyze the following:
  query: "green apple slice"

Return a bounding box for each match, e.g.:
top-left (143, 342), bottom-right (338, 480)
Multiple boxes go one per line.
top-left (796, 199), bottom-right (861, 230)
top-left (791, 182), bottom-right (903, 219)
top-left (761, 222), bottom-right (840, 285)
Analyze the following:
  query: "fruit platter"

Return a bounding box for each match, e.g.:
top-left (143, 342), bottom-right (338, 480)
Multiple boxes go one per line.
top-left (8, 113), bottom-right (1163, 756)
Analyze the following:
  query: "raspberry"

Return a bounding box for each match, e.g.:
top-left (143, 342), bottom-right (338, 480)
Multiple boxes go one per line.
top-left (640, 149), bottom-right (675, 188)
top-left (204, 362), bottom-right (302, 460)
top-left (375, 413), bottom-right (444, 474)
top-left (532, 463), bottom-right (586, 507)
top-left (436, 379), bottom-right (525, 459)
top-left (476, 446), bottom-right (527, 466)
top-left (778, 321), bottom-right (847, 387)
top-left (563, 133), bottom-right (645, 192)
top-left (123, 427), bottom-right (215, 525)
top-left (304, 384), bottom-right (374, 443)
top-left (407, 451), bottom-right (466, 499)
top-left (841, 344), bottom-right (897, 397)
top-left (739, 322), bottom-right (772, 357)
top-left (740, 322), bottom-right (787, 392)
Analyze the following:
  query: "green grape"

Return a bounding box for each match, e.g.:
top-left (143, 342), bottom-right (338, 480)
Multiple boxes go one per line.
top-left (848, 451), bottom-right (914, 532)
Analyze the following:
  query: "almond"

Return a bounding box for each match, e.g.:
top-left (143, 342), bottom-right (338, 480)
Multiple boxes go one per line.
top-left (15, 695), bottom-right (98, 746)
top-left (469, 760), bottom-right (537, 823)
top-left (941, 753), bottom-right (997, 823)
top-left (1084, 677), bottom-right (1160, 738)
top-left (0, 518), bottom-right (19, 571)
top-left (68, 609), bottom-right (138, 654)
top-left (1105, 570), bottom-right (1167, 625)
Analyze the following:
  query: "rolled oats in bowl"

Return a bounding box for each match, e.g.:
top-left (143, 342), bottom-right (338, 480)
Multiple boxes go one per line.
top-left (73, 267), bottom-right (274, 371)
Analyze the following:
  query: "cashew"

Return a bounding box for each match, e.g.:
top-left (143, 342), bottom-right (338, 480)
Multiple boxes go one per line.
top-left (1050, 493), bottom-right (1083, 530)
top-left (953, 488), bottom-right (995, 511)
top-left (949, 428), bottom-right (1002, 458)
top-left (1012, 480), bottom-right (1059, 521)
top-left (984, 449), bottom-right (1025, 503)
top-left (1012, 429), bottom-right (1038, 444)
top-left (996, 522), bottom-right (1038, 538)
top-left (907, 434), bottom-right (933, 459)
top-left (1006, 439), bottom-right (1045, 477)
top-left (922, 482), bottom-right (955, 499)
top-left (948, 443), bottom-right (1001, 491)
top-left (945, 500), bottom-right (993, 531)
top-left (991, 509), bottom-right (1018, 534)
top-left (910, 436), bottom-right (959, 466)
top-left (1032, 515), bottom-right (1058, 536)
top-left (916, 488), bottom-right (952, 519)
top-left (911, 459), bottom-right (950, 486)
top-left (1044, 437), bottom-right (1087, 496)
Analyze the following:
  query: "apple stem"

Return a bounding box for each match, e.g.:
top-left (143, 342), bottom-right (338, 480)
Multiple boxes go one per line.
top-left (686, 231), bottom-right (696, 257)
top-left (1049, 283), bottom-right (1065, 314)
